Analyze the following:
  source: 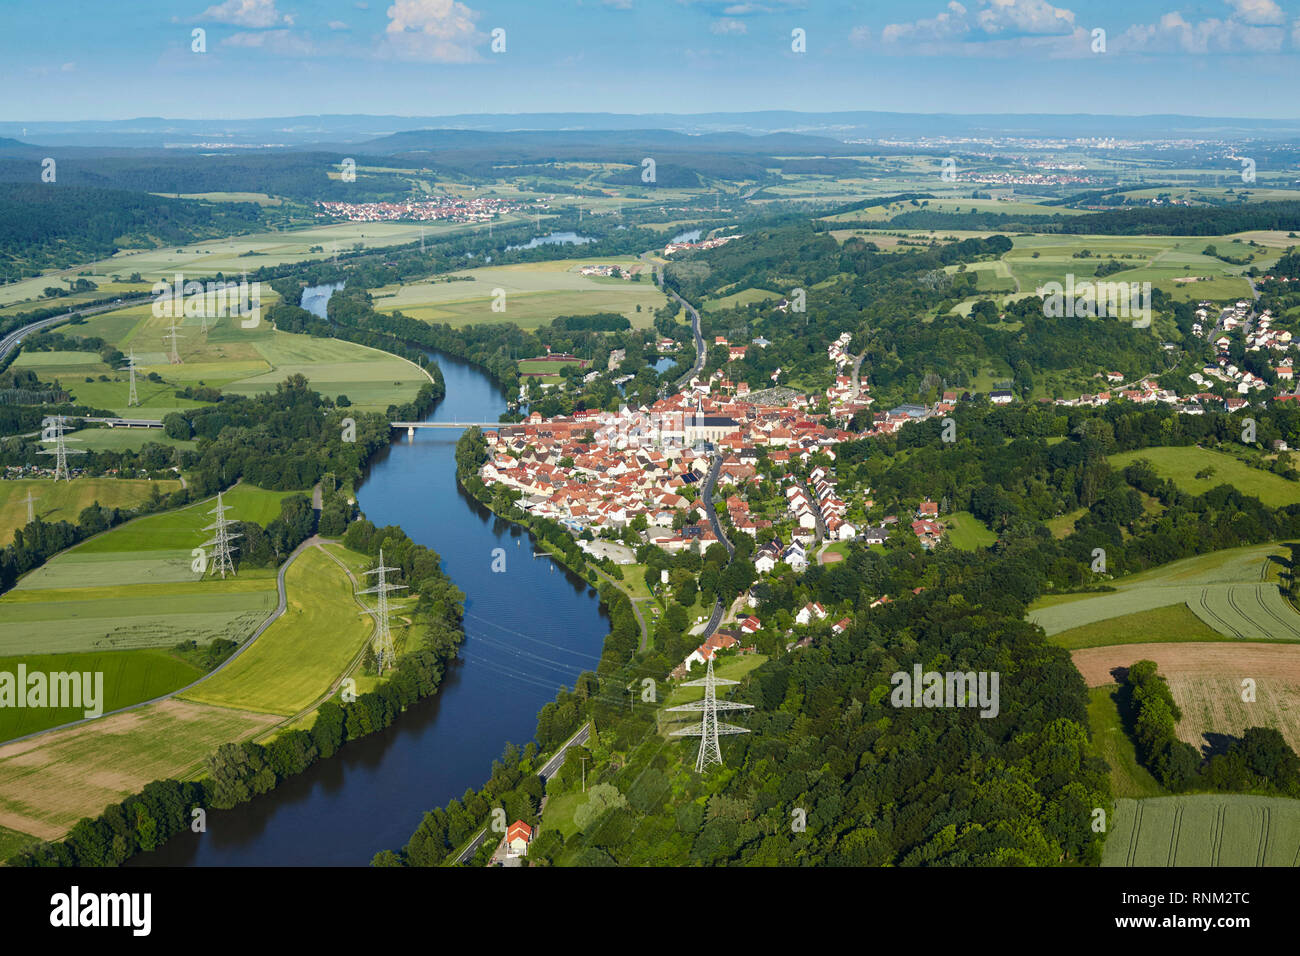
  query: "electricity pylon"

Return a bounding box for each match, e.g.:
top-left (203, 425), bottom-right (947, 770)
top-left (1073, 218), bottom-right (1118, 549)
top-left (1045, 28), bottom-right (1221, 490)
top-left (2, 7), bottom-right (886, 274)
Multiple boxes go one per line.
top-left (201, 491), bottom-right (241, 578)
top-left (359, 548), bottom-right (407, 674)
top-left (23, 489), bottom-right (38, 525)
top-left (667, 655), bottom-right (754, 772)
top-left (164, 317), bottom-right (184, 364)
top-left (38, 414), bottom-right (84, 482)
top-left (121, 349), bottom-right (140, 406)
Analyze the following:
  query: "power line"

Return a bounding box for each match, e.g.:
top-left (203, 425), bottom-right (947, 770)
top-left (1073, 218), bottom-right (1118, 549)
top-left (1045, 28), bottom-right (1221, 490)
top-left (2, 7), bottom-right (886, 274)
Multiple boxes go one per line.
top-left (666, 655), bottom-right (754, 772)
top-left (359, 547), bottom-right (408, 674)
top-left (201, 490), bottom-right (241, 579)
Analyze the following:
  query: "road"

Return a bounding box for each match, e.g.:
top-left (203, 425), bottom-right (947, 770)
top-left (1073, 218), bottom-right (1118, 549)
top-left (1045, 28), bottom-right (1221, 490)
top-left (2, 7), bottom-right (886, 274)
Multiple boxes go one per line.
top-left (450, 720), bottom-right (591, 865)
top-left (697, 453), bottom-right (733, 639)
top-left (669, 289), bottom-right (706, 392)
top-left (0, 526), bottom-right (318, 747)
top-left (0, 295), bottom-right (153, 365)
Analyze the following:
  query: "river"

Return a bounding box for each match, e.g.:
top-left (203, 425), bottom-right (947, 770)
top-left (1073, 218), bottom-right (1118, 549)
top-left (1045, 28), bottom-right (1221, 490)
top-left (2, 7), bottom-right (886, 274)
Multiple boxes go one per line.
top-left (131, 288), bottom-right (610, 866)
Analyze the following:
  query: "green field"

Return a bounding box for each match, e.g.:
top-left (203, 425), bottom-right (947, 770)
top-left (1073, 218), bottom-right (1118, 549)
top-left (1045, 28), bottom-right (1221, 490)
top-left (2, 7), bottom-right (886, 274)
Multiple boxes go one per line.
top-left (182, 546), bottom-right (375, 716)
top-left (13, 296), bottom-right (428, 415)
top-left (1110, 446), bottom-right (1300, 509)
top-left (0, 484), bottom-right (288, 655)
top-left (0, 477), bottom-right (181, 546)
top-left (1103, 795), bottom-right (1300, 866)
top-left (1052, 603), bottom-right (1229, 650)
top-left (370, 258), bottom-right (665, 329)
top-left (1030, 542), bottom-right (1299, 641)
top-left (944, 510), bottom-right (997, 550)
top-left (0, 649), bottom-right (202, 743)
top-left (1088, 685), bottom-right (1165, 799)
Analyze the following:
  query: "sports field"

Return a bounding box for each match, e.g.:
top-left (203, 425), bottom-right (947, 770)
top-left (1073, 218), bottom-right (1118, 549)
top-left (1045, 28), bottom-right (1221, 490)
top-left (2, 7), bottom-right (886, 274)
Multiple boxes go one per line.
top-left (1029, 542), bottom-right (1299, 641)
top-left (182, 546), bottom-right (375, 717)
top-left (370, 258), bottom-right (665, 329)
top-left (1110, 446), bottom-right (1300, 509)
top-left (0, 477), bottom-right (181, 546)
top-left (0, 484), bottom-right (287, 656)
top-left (0, 698), bottom-right (280, 840)
top-left (1103, 795), bottom-right (1300, 866)
top-left (0, 649), bottom-right (203, 743)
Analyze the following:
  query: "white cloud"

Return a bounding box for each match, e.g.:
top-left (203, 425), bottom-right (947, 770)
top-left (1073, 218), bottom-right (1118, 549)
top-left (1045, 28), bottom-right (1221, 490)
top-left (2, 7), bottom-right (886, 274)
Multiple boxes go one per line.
top-left (328, 20), bottom-right (350, 30)
top-left (200, 0), bottom-right (287, 28)
top-left (881, 2), bottom-right (970, 44)
top-left (711, 17), bottom-right (747, 34)
top-left (1118, 11), bottom-right (1285, 53)
top-left (602, 0), bottom-right (633, 9)
top-left (222, 29), bottom-right (317, 55)
top-left (976, 0), bottom-right (1074, 35)
top-left (1225, 0), bottom-right (1285, 26)
top-left (383, 0), bottom-right (484, 61)
top-left (60, 61), bottom-right (76, 72)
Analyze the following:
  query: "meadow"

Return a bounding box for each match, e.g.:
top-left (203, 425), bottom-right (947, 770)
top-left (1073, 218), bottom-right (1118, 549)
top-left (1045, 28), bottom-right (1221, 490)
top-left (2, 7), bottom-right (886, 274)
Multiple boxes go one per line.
top-left (182, 546), bottom-right (376, 717)
top-left (0, 649), bottom-right (203, 743)
top-left (0, 483), bottom-right (287, 655)
top-left (12, 294), bottom-right (429, 416)
top-left (369, 258), bottom-right (665, 329)
top-left (1103, 795), bottom-right (1300, 866)
top-left (1109, 446), bottom-right (1300, 509)
top-left (1029, 542), bottom-right (1298, 640)
top-left (1088, 685), bottom-right (1165, 799)
top-left (944, 510), bottom-right (997, 550)
top-left (0, 477), bottom-right (181, 546)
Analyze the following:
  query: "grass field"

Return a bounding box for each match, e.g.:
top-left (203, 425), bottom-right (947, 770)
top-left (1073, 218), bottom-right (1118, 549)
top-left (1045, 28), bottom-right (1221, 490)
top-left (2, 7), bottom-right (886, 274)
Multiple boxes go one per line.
top-left (1072, 641), bottom-right (1300, 755)
top-left (1052, 603), bottom-right (1230, 650)
top-left (1103, 795), bottom-right (1300, 866)
top-left (0, 484), bottom-right (287, 655)
top-left (944, 510), bottom-right (997, 550)
top-left (1088, 685), bottom-right (1165, 799)
top-left (1110, 446), bottom-right (1300, 509)
top-left (370, 258), bottom-right (665, 329)
top-left (0, 477), bottom-right (181, 546)
top-left (0, 219), bottom-right (505, 310)
top-left (182, 546), bottom-right (375, 717)
top-left (13, 297), bottom-right (428, 416)
top-left (1029, 542), bottom-right (1299, 641)
top-left (0, 698), bottom-right (279, 840)
top-left (0, 649), bottom-right (203, 743)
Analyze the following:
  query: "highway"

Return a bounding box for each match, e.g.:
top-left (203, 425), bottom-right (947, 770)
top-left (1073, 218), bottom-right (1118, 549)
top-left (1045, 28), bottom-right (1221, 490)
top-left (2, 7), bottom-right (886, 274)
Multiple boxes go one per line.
top-left (0, 295), bottom-right (154, 365)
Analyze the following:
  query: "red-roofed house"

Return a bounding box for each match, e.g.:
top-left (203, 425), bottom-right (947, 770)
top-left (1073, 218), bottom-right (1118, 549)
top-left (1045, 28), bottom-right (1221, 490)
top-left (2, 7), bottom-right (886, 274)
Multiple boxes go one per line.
top-left (507, 820), bottom-right (533, 857)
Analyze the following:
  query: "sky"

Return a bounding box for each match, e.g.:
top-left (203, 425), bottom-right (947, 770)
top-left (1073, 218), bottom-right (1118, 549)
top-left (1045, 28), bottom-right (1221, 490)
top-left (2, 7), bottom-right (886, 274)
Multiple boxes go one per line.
top-left (3, 0), bottom-right (1300, 121)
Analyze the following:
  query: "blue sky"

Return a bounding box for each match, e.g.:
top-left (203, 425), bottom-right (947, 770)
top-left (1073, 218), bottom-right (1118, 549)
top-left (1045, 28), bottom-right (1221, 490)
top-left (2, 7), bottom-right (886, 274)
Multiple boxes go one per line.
top-left (3, 0), bottom-right (1299, 120)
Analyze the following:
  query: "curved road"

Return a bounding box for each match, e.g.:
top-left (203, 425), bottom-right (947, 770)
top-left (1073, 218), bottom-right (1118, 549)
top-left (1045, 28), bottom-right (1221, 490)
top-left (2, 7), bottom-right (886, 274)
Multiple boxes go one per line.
top-left (698, 453), bottom-right (733, 639)
top-left (0, 295), bottom-right (154, 365)
top-left (0, 529), bottom-right (318, 748)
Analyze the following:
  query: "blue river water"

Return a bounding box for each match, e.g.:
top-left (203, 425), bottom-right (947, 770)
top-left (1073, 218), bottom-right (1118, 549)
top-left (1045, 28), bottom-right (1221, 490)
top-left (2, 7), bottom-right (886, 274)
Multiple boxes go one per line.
top-left (131, 291), bottom-right (609, 866)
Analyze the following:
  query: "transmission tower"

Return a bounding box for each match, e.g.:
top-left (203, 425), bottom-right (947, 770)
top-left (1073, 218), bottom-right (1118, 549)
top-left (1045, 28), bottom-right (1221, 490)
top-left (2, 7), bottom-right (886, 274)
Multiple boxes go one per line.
top-left (38, 415), bottom-right (84, 482)
top-left (667, 655), bottom-right (754, 772)
top-left (359, 548), bottom-right (407, 674)
top-left (201, 490), bottom-right (241, 578)
top-left (120, 349), bottom-right (139, 406)
top-left (23, 489), bottom-right (38, 524)
top-left (164, 317), bottom-right (184, 364)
